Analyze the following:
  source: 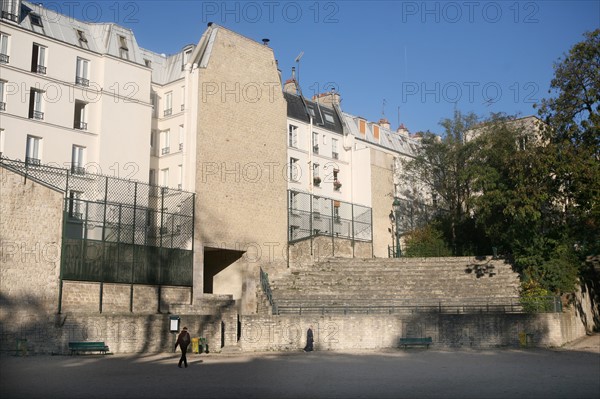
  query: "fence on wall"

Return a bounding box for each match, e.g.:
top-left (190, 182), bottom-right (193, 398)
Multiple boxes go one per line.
top-left (1, 157), bottom-right (195, 311)
top-left (287, 190), bottom-right (372, 243)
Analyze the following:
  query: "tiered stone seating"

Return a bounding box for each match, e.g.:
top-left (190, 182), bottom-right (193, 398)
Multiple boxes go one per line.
top-left (268, 257), bottom-right (521, 312)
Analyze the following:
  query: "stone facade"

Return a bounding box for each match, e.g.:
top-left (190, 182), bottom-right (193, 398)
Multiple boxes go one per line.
top-left (239, 310), bottom-right (587, 352)
top-left (194, 27), bottom-right (288, 313)
top-left (370, 149), bottom-right (396, 258)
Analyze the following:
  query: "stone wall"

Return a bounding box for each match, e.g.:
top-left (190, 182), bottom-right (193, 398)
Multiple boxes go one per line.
top-left (370, 149), bottom-right (395, 258)
top-left (287, 236), bottom-right (373, 269)
top-left (194, 26), bottom-right (289, 313)
top-left (239, 310), bottom-right (587, 352)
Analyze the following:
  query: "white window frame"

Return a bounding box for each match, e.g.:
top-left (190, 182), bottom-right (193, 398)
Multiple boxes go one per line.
top-left (289, 157), bottom-right (299, 182)
top-left (164, 92), bottom-right (172, 116)
top-left (181, 86), bottom-right (185, 110)
top-left (76, 57), bottom-right (89, 86)
top-left (179, 125), bottom-right (184, 151)
top-left (288, 124), bottom-right (298, 148)
top-left (71, 145), bottom-right (85, 174)
top-left (0, 33), bottom-right (9, 63)
top-left (118, 35), bottom-right (129, 59)
top-left (161, 130), bottom-right (170, 155)
top-left (160, 168), bottom-right (169, 187)
top-left (178, 164), bottom-right (183, 189)
top-left (332, 138), bottom-right (339, 159)
top-left (26, 135), bottom-right (41, 163)
top-left (0, 80), bottom-right (6, 111)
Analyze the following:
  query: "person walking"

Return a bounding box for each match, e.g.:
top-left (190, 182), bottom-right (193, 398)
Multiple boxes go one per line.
top-left (175, 326), bottom-right (191, 368)
top-left (303, 325), bottom-right (314, 352)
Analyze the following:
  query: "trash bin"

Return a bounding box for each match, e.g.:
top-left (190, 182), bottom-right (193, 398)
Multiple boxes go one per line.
top-left (199, 337), bottom-right (209, 354)
top-left (191, 337), bottom-right (200, 354)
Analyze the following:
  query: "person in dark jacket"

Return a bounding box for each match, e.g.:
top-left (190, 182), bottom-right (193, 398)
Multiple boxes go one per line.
top-left (175, 326), bottom-right (191, 368)
top-left (304, 325), bottom-right (314, 352)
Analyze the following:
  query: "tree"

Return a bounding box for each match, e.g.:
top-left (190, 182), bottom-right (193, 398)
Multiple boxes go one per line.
top-left (403, 110), bottom-right (485, 255)
top-left (537, 29), bottom-right (600, 259)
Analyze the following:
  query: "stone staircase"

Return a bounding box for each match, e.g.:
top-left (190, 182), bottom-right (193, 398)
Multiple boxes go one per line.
top-left (266, 257), bottom-right (521, 312)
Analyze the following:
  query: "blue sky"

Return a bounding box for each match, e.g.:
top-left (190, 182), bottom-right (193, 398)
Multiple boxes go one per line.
top-left (55, 0), bottom-right (599, 134)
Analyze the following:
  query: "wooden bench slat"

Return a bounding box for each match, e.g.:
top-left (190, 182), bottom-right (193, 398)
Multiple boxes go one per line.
top-left (68, 341), bottom-right (110, 354)
top-left (399, 337), bottom-right (433, 348)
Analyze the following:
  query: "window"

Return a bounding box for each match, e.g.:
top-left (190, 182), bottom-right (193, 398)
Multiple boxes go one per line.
top-left (25, 135), bottom-right (41, 165)
top-left (144, 59), bottom-right (151, 67)
top-left (150, 130), bottom-right (156, 154)
top-left (288, 124), bottom-right (298, 148)
top-left (73, 101), bottom-right (87, 130)
top-left (323, 112), bottom-right (335, 124)
top-left (28, 88), bottom-right (43, 120)
top-left (179, 125), bottom-right (184, 151)
top-left (333, 170), bottom-right (341, 191)
top-left (0, 128), bottom-right (4, 157)
top-left (182, 48), bottom-right (192, 71)
top-left (30, 13), bottom-right (43, 27)
top-left (68, 191), bottom-right (83, 219)
top-left (149, 169), bottom-right (156, 185)
top-left (76, 58), bottom-right (89, 86)
top-left (75, 29), bottom-right (89, 49)
top-left (312, 132), bottom-right (319, 153)
top-left (313, 163), bottom-right (320, 186)
top-left (151, 91), bottom-right (157, 117)
top-left (373, 125), bottom-right (380, 140)
top-left (160, 130), bottom-right (170, 155)
top-left (289, 191), bottom-right (298, 211)
top-left (71, 145), bottom-right (85, 174)
top-left (181, 86), bottom-right (185, 110)
top-left (289, 157), bottom-right (299, 182)
top-left (0, 80), bottom-right (6, 111)
top-left (178, 165), bottom-right (183, 190)
top-left (0, 33), bottom-right (9, 64)
top-left (118, 35), bottom-right (129, 59)
top-left (164, 92), bottom-right (172, 116)
top-left (31, 43), bottom-right (46, 74)
top-left (359, 119), bottom-right (366, 135)
top-left (307, 105), bottom-right (315, 117)
top-left (332, 138), bottom-right (338, 159)
top-left (160, 168), bottom-right (169, 187)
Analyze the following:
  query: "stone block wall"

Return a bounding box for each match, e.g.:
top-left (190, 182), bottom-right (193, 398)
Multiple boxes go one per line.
top-left (239, 310), bottom-right (587, 352)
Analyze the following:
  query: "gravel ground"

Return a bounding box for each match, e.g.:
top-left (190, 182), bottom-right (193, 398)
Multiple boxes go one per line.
top-left (1, 335), bottom-right (599, 399)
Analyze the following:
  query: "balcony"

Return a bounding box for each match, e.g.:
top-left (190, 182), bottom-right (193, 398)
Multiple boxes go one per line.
top-left (25, 157), bottom-right (41, 166)
top-left (36, 65), bottom-right (46, 74)
top-left (76, 76), bottom-right (90, 87)
top-left (163, 108), bottom-right (172, 117)
top-left (74, 121), bottom-right (87, 130)
top-left (161, 147), bottom-right (170, 155)
top-left (32, 110), bottom-right (44, 120)
top-left (332, 152), bottom-right (339, 160)
top-left (0, 53), bottom-right (8, 64)
top-left (71, 165), bottom-right (86, 175)
top-left (1, 11), bottom-right (18, 22)
top-left (313, 145), bottom-right (319, 154)
top-left (0, 102), bottom-right (5, 111)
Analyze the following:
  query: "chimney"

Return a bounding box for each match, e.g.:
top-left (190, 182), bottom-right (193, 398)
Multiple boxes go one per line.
top-left (378, 118), bottom-right (391, 130)
top-left (283, 68), bottom-right (298, 94)
top-left (262, 38), bottom-right (270, 46)
top-left (397, 123), bottom-right (409, 137)
top-left (312, 89), bottom-right (340, 107)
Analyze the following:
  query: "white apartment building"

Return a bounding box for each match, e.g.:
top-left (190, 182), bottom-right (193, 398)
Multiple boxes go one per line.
top-left (0, 1), bottom-right (151, 180)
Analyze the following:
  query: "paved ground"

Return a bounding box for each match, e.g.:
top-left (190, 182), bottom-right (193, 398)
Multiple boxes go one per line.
top-left (1, 335), bottom-right (599, 399)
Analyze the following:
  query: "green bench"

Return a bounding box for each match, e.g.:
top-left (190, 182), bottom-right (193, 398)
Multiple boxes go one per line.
top-left (399, 337), bottom-right (433, 349)
top-left (68, 341), bottom-right (110, 355)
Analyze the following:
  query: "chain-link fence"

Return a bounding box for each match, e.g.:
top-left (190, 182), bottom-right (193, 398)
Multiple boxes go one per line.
top-left (1, 157), bottom-right (194, 286)
top-left (288, 190), bottom-right (372, 242)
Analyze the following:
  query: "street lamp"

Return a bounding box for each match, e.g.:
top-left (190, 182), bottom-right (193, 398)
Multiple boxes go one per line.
top-left (392, 198), bottom-right (402, 257)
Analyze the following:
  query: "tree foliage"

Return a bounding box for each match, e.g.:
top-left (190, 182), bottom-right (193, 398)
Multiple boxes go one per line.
top-left (401, 30), bottom-right (599, 295)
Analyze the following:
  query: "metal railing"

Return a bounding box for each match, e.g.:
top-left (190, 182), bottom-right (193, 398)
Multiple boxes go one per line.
top-left (76, 76), bottom-right (90, 86)
top-left (260, 268), bottom-right (278, 314)
top-left (36, 65), bottom-right (46, 74)
top-left (274, 296), bottom-right (562, 315)
top-left (288, 190), bottom-right (372, 243)
top-left (0, 53), bottom-right (8, 64)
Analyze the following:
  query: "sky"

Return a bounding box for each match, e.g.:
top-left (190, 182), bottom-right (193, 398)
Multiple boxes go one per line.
top-left (51, 0), bottom-right (600, 135)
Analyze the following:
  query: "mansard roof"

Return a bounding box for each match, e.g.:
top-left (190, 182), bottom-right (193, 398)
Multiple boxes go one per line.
top-left (283, 92), bottom-right (344, 134)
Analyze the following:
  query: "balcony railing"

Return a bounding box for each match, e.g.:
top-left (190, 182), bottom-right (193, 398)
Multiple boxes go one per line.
top-left (76, 76), bottom-right (90, 87)
top-left (161, 147), bottom-right (170, 155)
top-left (32, 110), bottom-right (44, 120)
top-left (0, 102), bottom-right (5, 111)
top-left (74, 121), bottom-right (87, 130)
top-left (0, 53), bottom-right (8, 64)
top-left (36, 65), bottom-right (47, 74)
top-left (71, 165), bottom-right (86, 175)
top-left (181, 104), bottom-right (185, 111)
top-left (179, 143), bottom-right (183, 151)
top-left (25, 157), bottom-right (41, 166)
top-left (313, 145), bottom-right (319, 154)
top-left (1, 11), bottom-right (18, 22)
top-left (332, 152), bottom-right (339, 159)
top-left (163, 108), bottom-right (172, 117)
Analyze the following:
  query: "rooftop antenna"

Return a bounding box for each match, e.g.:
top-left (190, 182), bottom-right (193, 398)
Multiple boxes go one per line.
top-left (295, 51), bottom-right (304, 89)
